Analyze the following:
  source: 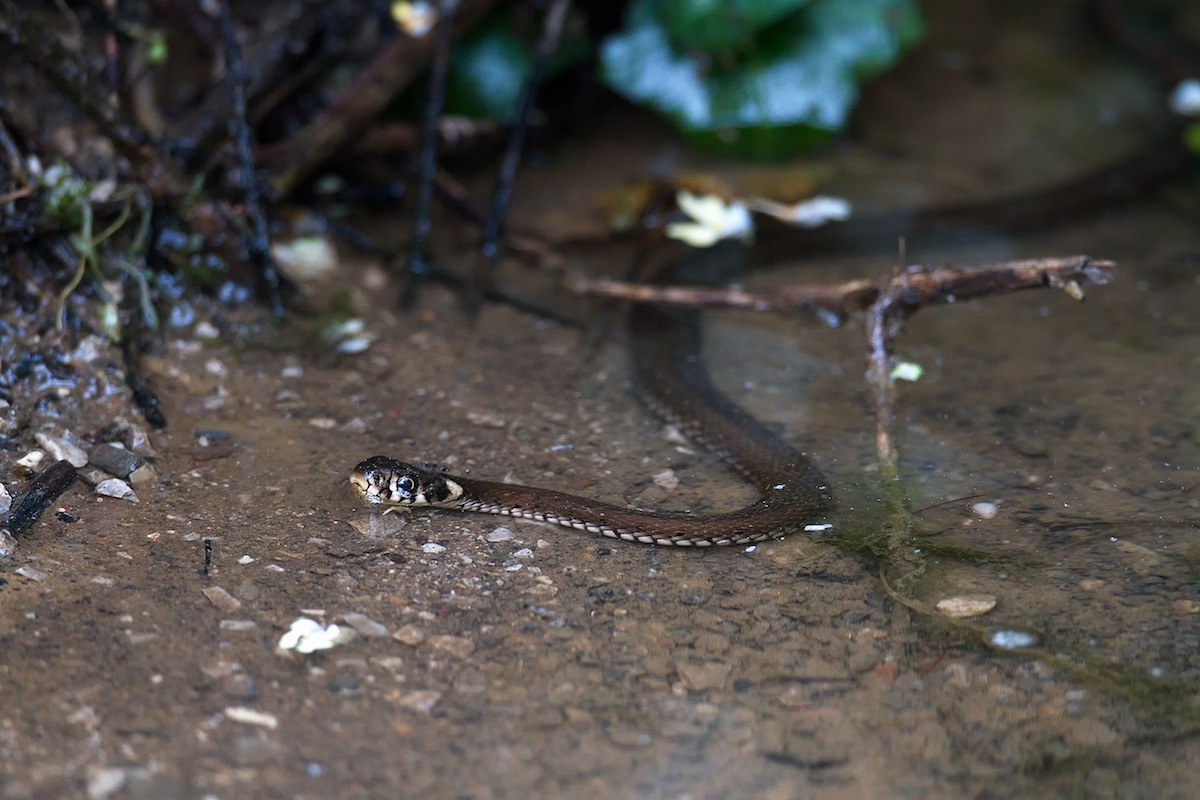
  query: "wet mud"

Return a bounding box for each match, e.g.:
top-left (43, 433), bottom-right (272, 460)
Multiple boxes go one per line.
top-left (2, 2), bottom-right (1199, 799)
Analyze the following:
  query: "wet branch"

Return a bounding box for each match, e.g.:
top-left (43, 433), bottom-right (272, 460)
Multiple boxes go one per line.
top-left (577, 254), bottom-right (1115, 468)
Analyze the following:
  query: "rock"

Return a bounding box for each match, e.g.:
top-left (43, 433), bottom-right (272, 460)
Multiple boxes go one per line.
top-left (935, 595), bottom-right (997, 618)
top-left (341, 612), bottom-right (389, 637)
top-left (202, 586), bottom-right (242, 613)
top-left (35, 432), bottom-right (88, 467)
top-left (88, 442), bottom-right (143, 478)
top-left (95, 478), bottom-right (138, 502)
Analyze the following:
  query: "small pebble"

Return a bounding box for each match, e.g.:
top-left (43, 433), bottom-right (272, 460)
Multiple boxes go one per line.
top-left (35, 433), bottom-right (88, 468)
top-left (202, 586), bottom-right (242, 613)
top-left (513, 548), bottom-right (534, 560)
top-left (15, 565), bottom-right (47, 581)
top-left (392, 624), bottom-right (425, 645)
top-left (88, 442), bottom-right (143, 478)
top-left (195, 428), bottom-right (231, 447)
top-left (219, 620), bottom-right (258, 632)
top-left (936, 595), bottom-right (997, 618)
top-left (16, 450), bottom-right (44, 469)
top-left (466, 411), bottom-right (506, 428)
top-left (428, 635), bottom-right (475, 658)
top-left (971, 501), bottom-right (998, 520)
top-left (397, 690), bottom-right (442, 714)
top-left (0, 483), bottom-right (11, 517)
top-left (194, 320), bottom-right (220, 339)
top-left (486, 527), bottom-right (515, 543)
top-left (95, 478), bottom-right (138, 502)
top-left (653, 470), bottom-right (680, 490)
top-left (341, 612), bottom-right (389, 637)
top-left (238, 555), bottom-right (255, 565)
top-left (128, 463), bottom-right (158, 487)
top-left (421, 542), bottom-right (446, 554)
top-left (86, 766), bottom-right (128, 800)
top-left (223, 706), bottom-right (279, 729)
top-left (990, 630), bottom-right (1037, 650)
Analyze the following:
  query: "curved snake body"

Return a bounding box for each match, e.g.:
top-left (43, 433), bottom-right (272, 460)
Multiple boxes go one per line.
top-left (350, 303), bottom-right (833, 546)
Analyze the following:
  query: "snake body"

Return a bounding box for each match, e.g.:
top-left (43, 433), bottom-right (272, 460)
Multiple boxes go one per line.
top-left (350, 302), bottom-right (833, 546)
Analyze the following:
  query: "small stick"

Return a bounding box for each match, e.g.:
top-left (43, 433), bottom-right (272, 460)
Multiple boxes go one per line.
top-left (217, 0), bottom-right (284, 316)
top-left (470, 0), bottom-right (572, 310)
top-left (402, 0), bottom-right (458, 310)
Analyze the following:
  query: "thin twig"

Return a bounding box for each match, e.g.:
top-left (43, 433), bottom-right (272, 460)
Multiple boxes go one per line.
top-left (217, 0), bottom-right (284, 316)
top-left (401, 0), bottom-right (458, 309)
top-left (470, 0), bottom-right (572, 310)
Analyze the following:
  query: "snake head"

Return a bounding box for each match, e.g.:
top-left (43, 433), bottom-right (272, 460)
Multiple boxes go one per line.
top-left (350, 456), bottom-right (463, 507)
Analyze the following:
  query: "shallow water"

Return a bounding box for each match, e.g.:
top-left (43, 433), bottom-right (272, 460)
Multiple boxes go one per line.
top-left (2, 2), bottom-right (1199, 798)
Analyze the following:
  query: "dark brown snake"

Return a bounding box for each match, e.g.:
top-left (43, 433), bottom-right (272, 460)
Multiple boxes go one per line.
top-left (350, 302), bottom-right (833, 546)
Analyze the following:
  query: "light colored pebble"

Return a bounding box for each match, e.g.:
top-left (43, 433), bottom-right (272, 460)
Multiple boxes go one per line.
top-left (935, 594), bottom-right (997, 618)
top-left (223, 706), bottom-right (279, 729)
top-left (126, 463), bottom-right (157, 486)
top-left (0, 482), bottom-right (10, 517)
top-left (653, 470), bottom-right (680, 490)
top-left (194, 320), bottom-right (220, 339)
top-left (16, 450), bottom-right (44, 469)
top-left (35, 433), bottom-right (89, 467)
top-left (392, 624), bottom-right (425, 645)
top-left (513, 548), bottom-right (534, 560)
top-left (663, 425), bottom-right (688, 445)
top-left (69, 335), bottom-right (105, 365)
top-left (15, 566), bottom-right (46, 581)
top-left (341, 612), bottom-right (389, 637)
top-left (202, 586), bottom-right (242, 613)
top-left (990, 630), bottom-right (1037, 649)
top-left (85, 766), bottom-right (128, 800)
top-left (971, 502), bottom-right (998, 519)
top-left (486, 527), bottom-right (515, 542)
top-left (421, 542), bottom-right (446, 554)
top-left (219, 619), bottom-right (258, 632)
top-left (238, 555), bottom-right (255, 565)
top-left (397, 690), bottom-right (442, 714)
top-left (466, 411), bottom-right (506, 428)
top-left (90, 576), bottom-right (115, 586)
top-left (96, 478), bottom-right (138, 502)
top-left (428, 635), bottom-right (475, 658)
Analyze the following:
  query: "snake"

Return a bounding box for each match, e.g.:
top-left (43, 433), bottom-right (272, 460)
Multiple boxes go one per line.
top-left (350, 300), bottom-right (833, 546)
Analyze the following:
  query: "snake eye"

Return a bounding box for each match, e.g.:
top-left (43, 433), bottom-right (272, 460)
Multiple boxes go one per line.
top-left (396, 474), bottom-right (417, 498)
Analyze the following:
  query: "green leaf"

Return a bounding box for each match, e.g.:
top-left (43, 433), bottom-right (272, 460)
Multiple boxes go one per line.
top-left (659, 0), bottom-right (814, 52)
top-left (600, 0), bottom-right (923, 158)
top-left (445, 20), bottom-right (533, 121)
